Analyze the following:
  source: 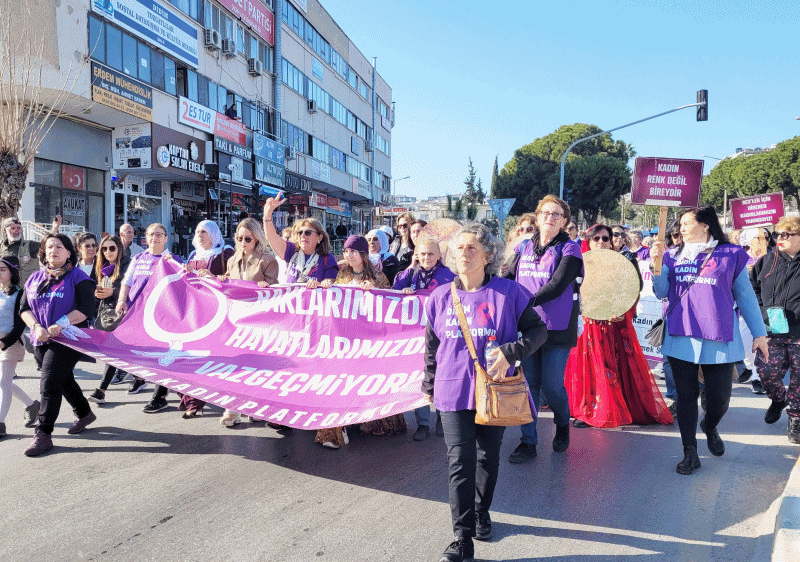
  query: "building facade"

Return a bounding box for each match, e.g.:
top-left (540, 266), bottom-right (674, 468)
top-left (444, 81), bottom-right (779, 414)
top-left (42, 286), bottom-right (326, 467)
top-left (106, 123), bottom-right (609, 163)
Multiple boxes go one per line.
top-left (15, 0), bottom-right (392, 246)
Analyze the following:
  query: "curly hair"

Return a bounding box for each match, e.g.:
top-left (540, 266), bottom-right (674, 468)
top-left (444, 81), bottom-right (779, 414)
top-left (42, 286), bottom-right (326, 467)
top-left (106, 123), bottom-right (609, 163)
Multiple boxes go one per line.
top-left (452, 222), bottom-right (505, 276)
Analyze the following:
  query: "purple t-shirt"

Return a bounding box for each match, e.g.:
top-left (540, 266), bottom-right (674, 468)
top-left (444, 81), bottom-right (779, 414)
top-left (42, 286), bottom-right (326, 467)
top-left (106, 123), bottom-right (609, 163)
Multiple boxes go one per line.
top-left (514, 238), bottom-right (582, 330)
top-left (393, 263), bottom-right (455, 292)
top-left (663, 244), bottom-right (749, 342)
top-left (283, 241), bottom-right (338, 283)
top-left (24, 267), bottom-right (90, 345)
top-left (123, 252), bottom-right (183, 305)
top-left (425, 277), bottom-right (532, 412)
top-left (636, 246), bottom-right (651, 261)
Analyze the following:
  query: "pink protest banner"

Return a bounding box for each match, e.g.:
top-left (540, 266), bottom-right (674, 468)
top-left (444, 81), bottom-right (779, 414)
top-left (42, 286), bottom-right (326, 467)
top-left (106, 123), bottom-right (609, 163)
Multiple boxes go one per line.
top-left (58, 259), bottom-right (429, 429)
top-left (730, 192), bottom-right (785, 230)
top-left (631, 157), bottom-right (704, 207)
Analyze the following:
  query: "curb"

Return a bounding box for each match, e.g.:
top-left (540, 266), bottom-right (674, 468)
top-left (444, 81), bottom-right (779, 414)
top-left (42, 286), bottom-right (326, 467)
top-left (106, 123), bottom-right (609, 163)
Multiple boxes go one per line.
top-left (772, 452), bottom-right (800, 561)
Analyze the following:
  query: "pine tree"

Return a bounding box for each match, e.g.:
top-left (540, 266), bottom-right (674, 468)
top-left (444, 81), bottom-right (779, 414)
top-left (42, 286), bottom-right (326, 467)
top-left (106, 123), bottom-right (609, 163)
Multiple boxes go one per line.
top-left (463, 158), bottom-right (477, 205)
top-left (490, 155), bottom-right (499, 198)
top-left (476, 178), bottom-right (485, 204)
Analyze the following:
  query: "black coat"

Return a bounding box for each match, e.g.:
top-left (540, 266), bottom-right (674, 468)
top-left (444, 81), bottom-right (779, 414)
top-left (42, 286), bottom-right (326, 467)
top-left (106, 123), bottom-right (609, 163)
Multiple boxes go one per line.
top-left (751, 250), bottom-right (800, 337)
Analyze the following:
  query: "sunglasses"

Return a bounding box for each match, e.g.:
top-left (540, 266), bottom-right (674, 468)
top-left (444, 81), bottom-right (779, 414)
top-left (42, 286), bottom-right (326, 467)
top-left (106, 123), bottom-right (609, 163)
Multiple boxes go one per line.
top-left (592, 235), bottom-right (611, 242)
top-left (236, 236), bottom-right (253, 243)
top-left (298, 229), bottom-right (317, 237)
top-left (518, 226), bottom-right (535, 233)
top-left (776, 231), bottom-right (800, 240)
top-left (101, 246), bottom-right (118, 252)
top-left (397, 223), bottom-right (409, 229)
top-left (612, 232), bottom-right (624, 237)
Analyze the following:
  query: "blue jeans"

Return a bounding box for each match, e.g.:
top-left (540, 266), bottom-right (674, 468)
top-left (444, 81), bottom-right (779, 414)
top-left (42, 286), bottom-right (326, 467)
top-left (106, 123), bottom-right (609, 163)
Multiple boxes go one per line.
top-left (663, 353), bottom-right (677, 400)
top-left (519, 345), bottom-right (571, 446)
top-left (415, 404), bottom-right (437, 426)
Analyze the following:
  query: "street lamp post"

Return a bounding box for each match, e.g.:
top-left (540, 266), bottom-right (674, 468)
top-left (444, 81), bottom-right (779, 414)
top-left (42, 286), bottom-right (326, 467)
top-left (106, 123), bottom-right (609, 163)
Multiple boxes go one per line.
top-left (703, 155), bottom-right (728, 228)
top-left (392, 175), bottom-right (410, 227)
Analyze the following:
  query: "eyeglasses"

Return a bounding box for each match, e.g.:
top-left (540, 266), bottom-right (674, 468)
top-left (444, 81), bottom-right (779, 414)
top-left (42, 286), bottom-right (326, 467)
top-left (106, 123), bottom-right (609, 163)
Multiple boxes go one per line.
top-left (592, 235), bottom-right (611, 242)
top-left (147, 232), bottom-right (166, 238)
top-left (101, 246), bottom-right (117, 253)
top-left (517, 226), bottom-right (535, 233)
top-left (776, 231), bottom-right (800, 240)
top-left (298, 229), bottom-right (317, 237)
top-left (397, 223), bottom-right (409, 229)
top-left (236, 236), bottom-right (253, 243)
top-left (612, 232), bottom-right (625, 237)
top-left (539, 211), bottom-right (563, 219)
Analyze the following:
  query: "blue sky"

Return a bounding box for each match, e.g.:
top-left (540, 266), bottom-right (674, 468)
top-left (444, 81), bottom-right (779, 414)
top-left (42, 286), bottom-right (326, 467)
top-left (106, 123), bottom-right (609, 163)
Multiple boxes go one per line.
top-left (324, 0), bottom-right (800, 202)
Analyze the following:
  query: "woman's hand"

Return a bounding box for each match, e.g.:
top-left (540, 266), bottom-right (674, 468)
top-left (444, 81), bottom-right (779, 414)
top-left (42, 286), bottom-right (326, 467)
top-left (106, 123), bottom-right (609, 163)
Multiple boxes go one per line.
top-left (46, 324), bottom-right (62, 339)
top-left (162, 252), bottom-right (173, 261)
top-left (360, 279), bottom-right (375, 290)
top-left (115, 301), bottom-right (128, 316)
top-left (95, 287), bottom-right (113, 299)
top-left (195, 268), bottom-right (212, 278)
top-left (263, 193), bottom-right (285, 219)
top-left (257, 281), bottom-right (269, 288)
top-left (402, 287), bottom-right (415, 295)
top-left (33, 325), bottom-right (49, 343)
top-left (487, 348), bottom-right (511, 381)
top-left (610, 315), bottom-right (624, 322)
top-left (423, 393), bottom-right (433, 404)
top-left (754, 336), bottom-right (769, 363)
top-left (649, 241), bottom-right (665, 263)
top-left (321, 279), bottom-right (334, 289)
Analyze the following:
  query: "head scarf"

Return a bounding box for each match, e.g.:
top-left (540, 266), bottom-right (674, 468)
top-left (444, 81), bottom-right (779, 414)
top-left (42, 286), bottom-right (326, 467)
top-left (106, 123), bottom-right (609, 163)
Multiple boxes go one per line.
top-left (189, 220), bottom-right (228, 262)
top-left (367, 229), bottom-right (392, 265)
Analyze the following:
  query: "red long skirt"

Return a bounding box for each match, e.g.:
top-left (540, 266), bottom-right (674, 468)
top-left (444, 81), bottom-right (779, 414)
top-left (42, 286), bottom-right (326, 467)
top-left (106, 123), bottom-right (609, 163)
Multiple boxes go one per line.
top-left (565, 310), bottom-right (673, 428)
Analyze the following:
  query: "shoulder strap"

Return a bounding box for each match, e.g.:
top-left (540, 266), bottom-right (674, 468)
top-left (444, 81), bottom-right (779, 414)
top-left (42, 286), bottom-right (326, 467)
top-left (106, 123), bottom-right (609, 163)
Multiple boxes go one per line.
top-left (664, 248), bottom-right (715, 317)
top-left (450, 282), bottom-right (479, 362)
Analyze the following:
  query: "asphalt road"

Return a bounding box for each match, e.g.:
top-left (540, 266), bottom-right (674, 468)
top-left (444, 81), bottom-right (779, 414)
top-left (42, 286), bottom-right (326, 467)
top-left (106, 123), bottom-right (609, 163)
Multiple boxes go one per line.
top-left (1, 357), bottom-right (797, 562)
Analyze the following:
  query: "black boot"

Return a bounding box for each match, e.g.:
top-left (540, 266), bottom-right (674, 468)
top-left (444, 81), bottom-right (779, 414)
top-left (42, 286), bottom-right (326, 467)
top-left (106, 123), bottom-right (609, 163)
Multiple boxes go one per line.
top-left (700, 417), bottom-right (725, 456)
top-left (676, 446), bottom-right (701, 475)
top-left (789, 417), bottom-right (800, 444)
top-left (552, 423), bottom-right (570, 452)
top-left (439, 537), bottom-right (474, 562)
top-left (765, 399), bottom-right (787, 424)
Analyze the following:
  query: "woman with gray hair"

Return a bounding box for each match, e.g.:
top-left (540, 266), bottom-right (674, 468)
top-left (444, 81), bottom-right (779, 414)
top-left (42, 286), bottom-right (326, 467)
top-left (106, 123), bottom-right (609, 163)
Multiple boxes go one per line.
top-left (423, 222), bottom-right (547, 562)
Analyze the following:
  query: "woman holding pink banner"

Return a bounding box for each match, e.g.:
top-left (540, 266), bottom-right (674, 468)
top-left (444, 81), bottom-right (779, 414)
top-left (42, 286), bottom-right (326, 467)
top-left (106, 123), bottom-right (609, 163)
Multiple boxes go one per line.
top-left (423, 223), bottom-right (547, 562)
top-left (262, 195), bottom-right (338, 287)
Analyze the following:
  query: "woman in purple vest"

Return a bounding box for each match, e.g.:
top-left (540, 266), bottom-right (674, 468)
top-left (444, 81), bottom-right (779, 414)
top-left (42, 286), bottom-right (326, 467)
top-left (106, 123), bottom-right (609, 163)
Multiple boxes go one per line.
top-left (261, 194), bottom-right (338, 287)
top-left (424, 223), bottom-right (547, 562)
top-left (650, 207), bottom-right (768, 475)
top-left (507, 195), bottom-right (584, 465)
top-left (19, 234), bottom-right (98, 456)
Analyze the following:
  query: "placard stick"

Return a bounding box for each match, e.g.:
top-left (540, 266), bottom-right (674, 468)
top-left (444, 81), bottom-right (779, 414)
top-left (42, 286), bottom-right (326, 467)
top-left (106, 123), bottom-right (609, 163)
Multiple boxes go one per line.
top-left (653, 206), bottom-right (669, 275)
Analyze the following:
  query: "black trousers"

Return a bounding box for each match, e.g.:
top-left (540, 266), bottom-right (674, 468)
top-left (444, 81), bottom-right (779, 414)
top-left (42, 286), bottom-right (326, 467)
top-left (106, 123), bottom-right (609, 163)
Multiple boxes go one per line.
top-left (34, 342), bottom-right (91, 434)
top-left (667, 357), bottom-right (733, 448)
top-left (440, 410), bottom-right (505, 538)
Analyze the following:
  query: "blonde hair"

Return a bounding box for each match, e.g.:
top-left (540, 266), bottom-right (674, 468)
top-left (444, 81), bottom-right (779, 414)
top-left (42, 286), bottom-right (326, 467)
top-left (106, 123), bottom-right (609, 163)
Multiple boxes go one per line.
top-left (146, 223), bottom-right (167, 236)
top-left (534, 195), bottom-right (571, 229)
top-left (775, 216), bottom-right (800, 234)
top-left (414, 236), bottom-right (441, 255)
top-left (294, 217), bottom-right (331, 256)
top-left (230, 219), bottom-right (269, 268)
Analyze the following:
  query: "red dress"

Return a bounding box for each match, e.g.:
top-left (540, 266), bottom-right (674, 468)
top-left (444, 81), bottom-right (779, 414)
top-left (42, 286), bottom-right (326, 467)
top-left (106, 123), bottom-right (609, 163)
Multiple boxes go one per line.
top-left (565, 308), bottom-right (673, 428)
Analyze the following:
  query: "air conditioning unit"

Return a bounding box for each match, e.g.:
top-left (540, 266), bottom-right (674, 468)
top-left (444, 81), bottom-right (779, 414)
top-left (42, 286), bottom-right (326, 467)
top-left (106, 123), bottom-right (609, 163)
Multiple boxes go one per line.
top-left (307, 99), bottom-right (318, 113)
top-left (248, 58), bottom-right (263, 75)
top-left (204, 29), bottom-right (221, 51)
top-left (364, 140), bottom-right (374, 152)
top-left (221, 38), bottom-right (236, 57)
top-left (285, 146), bottom-right (297, 160)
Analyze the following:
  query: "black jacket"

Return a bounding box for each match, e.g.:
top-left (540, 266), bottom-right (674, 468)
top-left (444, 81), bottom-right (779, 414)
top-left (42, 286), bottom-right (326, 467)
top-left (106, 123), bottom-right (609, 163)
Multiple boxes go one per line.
top-left (751, 250), bottom-right (800, 337)
top-left (0, 289), bottom-right (26, 351)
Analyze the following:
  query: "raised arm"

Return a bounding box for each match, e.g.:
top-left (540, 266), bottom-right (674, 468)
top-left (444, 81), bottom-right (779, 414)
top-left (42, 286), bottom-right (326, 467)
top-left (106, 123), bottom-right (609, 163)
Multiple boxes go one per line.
top-left (262, 195), bottom-right (288, 260)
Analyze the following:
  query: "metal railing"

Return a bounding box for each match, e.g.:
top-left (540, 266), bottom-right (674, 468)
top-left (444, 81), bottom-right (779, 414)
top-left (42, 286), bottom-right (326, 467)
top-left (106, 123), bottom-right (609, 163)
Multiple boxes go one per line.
top-left (22, 221), bottom-right (86, 242)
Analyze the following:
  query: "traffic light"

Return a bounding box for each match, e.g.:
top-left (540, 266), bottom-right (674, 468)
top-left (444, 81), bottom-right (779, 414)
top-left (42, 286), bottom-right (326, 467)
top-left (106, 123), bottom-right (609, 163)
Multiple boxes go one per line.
top-left (697, 89), bottom-right (708, 121)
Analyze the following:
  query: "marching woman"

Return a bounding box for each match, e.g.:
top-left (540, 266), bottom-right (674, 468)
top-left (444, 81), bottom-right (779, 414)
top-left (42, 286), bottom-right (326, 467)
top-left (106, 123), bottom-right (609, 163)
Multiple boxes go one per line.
top-left (508, 195), bottom-right (583, 464)
top-left (313, 235), bottom-right (399, 447)
top-left (424, 223), bottom-right (547, 562)
top-left (74, 232), bottom-right (98, 277)
top-left (391, 212), bottom-right (416, 272)
top-left (366, 228), bottom-right (400, 285)
top-left (0, 256), bottom-right (39, 438)
top-left (216, 218), bottom-right (279, 426)
top-left (650, 207), bottom-right (768, 474)
top-left (565, 224), bottom-right (673, 428)
top-left (750, 216), bottom-right (800, 443)
top-left (87, 235), bottom-right (130, 405)
top-left (115, 223), bottom-right (182, 407)
top-left (19, 234), bottom-right (98, 456)
top-left (394, 236), bottom-right (455, 440)
top-left (261, 195), bottom-right (338, 287)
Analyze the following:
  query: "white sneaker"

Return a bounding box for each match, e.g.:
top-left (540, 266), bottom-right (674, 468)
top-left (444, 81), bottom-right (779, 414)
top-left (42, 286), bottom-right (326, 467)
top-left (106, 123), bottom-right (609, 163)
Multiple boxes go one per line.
top-left (220, 411), bottom-right (241, 427)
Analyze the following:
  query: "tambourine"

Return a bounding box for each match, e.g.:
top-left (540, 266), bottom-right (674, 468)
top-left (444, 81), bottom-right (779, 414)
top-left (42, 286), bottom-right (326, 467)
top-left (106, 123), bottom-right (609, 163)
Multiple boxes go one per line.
top-left (420, 218), bottom-right (461, 272)
top-left (580, 249), bottom-right (640, 320)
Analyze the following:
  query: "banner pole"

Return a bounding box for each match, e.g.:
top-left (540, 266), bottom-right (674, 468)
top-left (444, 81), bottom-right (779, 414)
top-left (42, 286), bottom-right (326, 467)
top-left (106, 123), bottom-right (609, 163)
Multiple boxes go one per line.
top-left (654, 207), bottom-right (669, 275)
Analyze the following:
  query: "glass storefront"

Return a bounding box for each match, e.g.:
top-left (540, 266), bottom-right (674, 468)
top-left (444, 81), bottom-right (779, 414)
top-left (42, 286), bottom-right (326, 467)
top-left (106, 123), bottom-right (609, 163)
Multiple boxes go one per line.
top-left (34, 159), bottom-right (105, 234)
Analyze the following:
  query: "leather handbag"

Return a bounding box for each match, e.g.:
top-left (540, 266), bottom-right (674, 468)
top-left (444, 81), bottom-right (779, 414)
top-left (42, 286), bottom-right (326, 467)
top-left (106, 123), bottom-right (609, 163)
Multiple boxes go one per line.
top-left (450, 283), bottom-right (533, 426)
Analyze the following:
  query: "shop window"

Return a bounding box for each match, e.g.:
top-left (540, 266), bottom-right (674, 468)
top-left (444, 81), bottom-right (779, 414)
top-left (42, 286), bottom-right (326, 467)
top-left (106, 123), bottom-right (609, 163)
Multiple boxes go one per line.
top-left (106, 25), bottom-right (122, 71)
top-left (88, 15), bottom-right (105, 63)
top-left (34, 160), bottom-right (61, 187)
top-left (138, 43), bottom-right (151, 84)
top-left (198, 75), bottom-right (209, 107)
top-left (164, 58), bottom-right (176, 96)
top-left (218, 84), bottom-right (227, 114)
top-left (34, 185), bottom-right (59, 224)
top-left (122, 32), bottom-right (137, 78)
top-left (87, 169), bottom-right (104, 194)
top-left (206, 78), bottom-right (216, 112)
top-left (187, 69), bottom-right (198, 101)
top-left (150, 51), bottom-right (165, 91)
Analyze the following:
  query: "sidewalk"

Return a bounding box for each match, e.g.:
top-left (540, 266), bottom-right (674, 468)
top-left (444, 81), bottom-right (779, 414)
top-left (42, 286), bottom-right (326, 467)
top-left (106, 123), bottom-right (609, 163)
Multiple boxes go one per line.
top-left (772, 452), bottom-right (800, 561)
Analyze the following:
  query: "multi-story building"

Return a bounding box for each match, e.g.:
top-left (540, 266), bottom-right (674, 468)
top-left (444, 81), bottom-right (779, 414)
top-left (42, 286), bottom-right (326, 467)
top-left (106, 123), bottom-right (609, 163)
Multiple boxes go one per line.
top-left (14, 0), bottom-right (392, 245)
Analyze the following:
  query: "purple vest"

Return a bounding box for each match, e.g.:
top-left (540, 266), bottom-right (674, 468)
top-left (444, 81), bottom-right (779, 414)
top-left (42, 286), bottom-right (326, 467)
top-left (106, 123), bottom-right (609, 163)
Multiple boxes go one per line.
top-left (25, 267), bottom-right (90, 345)
top-left (392, 263), bottom-right (455, 292)
top-left (515, 238), bottom-right (582, 330)
top-left (124, 252), bottom-right (183, 305)
top-left (283, 241), bottom-right (338, 283)
top-left (425, 277), bottom-right (532, 412)
top-left (664, 244), bottom-right (748, 342)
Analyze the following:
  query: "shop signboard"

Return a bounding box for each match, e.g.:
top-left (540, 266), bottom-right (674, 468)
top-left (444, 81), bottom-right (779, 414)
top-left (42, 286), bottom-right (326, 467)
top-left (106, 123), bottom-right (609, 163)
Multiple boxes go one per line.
top-left (352, 178), bottom-right (372, 198)
top-left (286, 171), bottom-right (312, 192)
top-left (214, 137), bottom-right (252, 160)
top-left (179, 97), bottom-right (247, 145)
top-left (309, 191), bottom-right (327, 208)
top-left (631, 157), bottom-right (704, 207)
top-left (63, 194), bottom-right (86, 217)
top-left (92, 62), bottom-right (153, 121)
top-left (91, 0), bottom-right (198, 67)
top-left (151, 124), bottom-right (206, 181)
top-left (253, 133), bottom-right (285, 166)
top-left (113, 123), bottom-right (152, 170)
top-left (255, 158), bottom-right (285, 188)
top-left (217, 0), bottom-right (274, 45)
top-left (288, 194), bottom-right (309, 206)
top-left (730, 192), bottom-right (785, 230)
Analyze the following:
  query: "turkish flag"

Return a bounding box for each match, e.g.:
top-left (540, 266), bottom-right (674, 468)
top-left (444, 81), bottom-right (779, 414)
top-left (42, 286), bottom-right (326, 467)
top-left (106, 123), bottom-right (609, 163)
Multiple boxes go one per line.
top-left (62, 165), bottom-right (85, 190)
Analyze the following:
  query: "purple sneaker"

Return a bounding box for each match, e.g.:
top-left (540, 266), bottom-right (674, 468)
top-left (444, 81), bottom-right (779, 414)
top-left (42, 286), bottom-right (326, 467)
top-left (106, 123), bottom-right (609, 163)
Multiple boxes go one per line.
top-left (24, 430), bottom-right (53, 457)
top-left (67, 411), bottom-right (97, 434)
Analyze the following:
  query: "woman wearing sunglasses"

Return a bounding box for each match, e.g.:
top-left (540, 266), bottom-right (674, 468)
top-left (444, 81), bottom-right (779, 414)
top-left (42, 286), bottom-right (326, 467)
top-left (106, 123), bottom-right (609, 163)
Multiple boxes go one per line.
top-left (262, 195), bottom-right (338, 288)
top-left (750, 217), bottom-right (800, 443)
top-left (565, 224), bottom-right (673, 429)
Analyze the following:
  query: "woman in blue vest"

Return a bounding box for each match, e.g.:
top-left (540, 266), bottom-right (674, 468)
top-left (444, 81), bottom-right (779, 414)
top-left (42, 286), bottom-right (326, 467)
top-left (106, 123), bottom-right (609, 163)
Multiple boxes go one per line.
top-left (650, 207), bottom-right (768, 474)
top-left (19, 234), bottom-right (98, 456)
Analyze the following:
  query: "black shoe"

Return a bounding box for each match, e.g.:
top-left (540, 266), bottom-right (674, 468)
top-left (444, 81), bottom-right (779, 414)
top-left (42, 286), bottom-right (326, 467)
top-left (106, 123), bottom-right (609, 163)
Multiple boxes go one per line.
top-left (439, 537), bottom-right (474, 562)
top-left (412, 425), bottom-right (430, 441)
top-left (572, 419), bottom-right (590, 428)
top-left (435, 417), bottom-right (444, 437)
top-left (109, 372), bottom-right (127, 385)
top-left (475, 512), bottom-right (493, 541)
top-left (143, 397), bottom-right (169, 413)
top-left (676, 446), bottom-right (701, 475)
top-left (765, 399), bottom-right (787, 425)
top-left (553, 423), bottom-right (570, 452)
top-left (700, 417), bottom-right (725, 456)
top-left (752, 379), bottom-right (767, 395)
top-left (88, 389), bottom-right (106, 404)
top-left (789, 417), bottom-right (800, 444)
top-left (508, 443), bottom-right (537, 464)
top-left (737, 368), bottom-right (753, 384)
top-left (667, 399), bottom-right (677, 418)
top-left (127, 378), bottom-right (147, 394)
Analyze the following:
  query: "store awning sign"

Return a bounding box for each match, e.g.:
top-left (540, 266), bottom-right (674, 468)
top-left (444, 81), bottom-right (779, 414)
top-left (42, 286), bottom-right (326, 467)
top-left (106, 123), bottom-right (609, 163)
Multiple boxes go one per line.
top-left (92, 62), bottom-right (153, 121)
top-left (253, 133), bottom-right (285, 166)
top-left (255, 158), bottom-right (285, 188)
top-left (179, 97), bottom-right (247, 145)
top-left (214, 137), bottom-right (253, 160)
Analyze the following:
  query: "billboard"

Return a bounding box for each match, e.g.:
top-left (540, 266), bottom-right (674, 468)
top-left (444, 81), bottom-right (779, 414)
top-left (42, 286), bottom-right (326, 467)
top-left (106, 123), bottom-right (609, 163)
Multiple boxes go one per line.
top-left (730, 192), bottom-right (785, 230)
top-left (631, 157), bottom-right (704, 207)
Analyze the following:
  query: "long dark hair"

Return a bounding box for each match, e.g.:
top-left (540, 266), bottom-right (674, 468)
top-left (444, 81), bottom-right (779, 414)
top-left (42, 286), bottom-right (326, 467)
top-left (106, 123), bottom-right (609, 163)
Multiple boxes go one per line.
top-left (676, 206), bottom-right (729, 254)
top-left (95, 234), bottom-right (125, 283)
